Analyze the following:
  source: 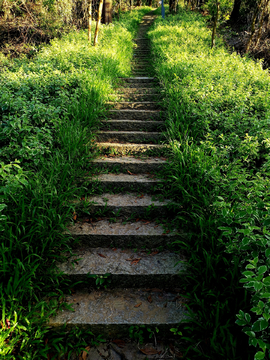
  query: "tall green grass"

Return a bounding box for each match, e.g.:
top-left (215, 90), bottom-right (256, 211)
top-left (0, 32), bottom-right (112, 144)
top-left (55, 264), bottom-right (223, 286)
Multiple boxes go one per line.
top-left (0, 8), bottom-right (152, 359)
top-left (149, 6), bottom-right (270, 360)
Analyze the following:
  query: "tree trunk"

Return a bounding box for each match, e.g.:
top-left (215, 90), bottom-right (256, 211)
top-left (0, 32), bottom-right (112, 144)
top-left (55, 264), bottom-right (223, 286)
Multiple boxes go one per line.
top-left (211, 2), bottom-right (220, 48)
top-left (94, 0), bottom-right (104, 46)
top-left (169, 0), bottom-right (175, 12)
top-left (230, 0), bottom-right (242, 23)
top-left (245, 0), bottom-right (263, 53)
top-left (136, 0), bottom-right (141, 6)
top-left (255, 0), bottom-right (270, 46)
top-left (102, 0), bottom-right (112, 24)
top-left (88, 0), bottom-right (92, 43)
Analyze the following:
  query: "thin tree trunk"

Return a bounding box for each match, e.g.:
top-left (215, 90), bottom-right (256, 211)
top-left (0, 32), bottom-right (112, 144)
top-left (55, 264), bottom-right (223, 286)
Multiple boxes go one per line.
top-left (230, 0), bottom-right (242, 23)
top-left (102, 0), bottom-right (112, 24)
top-left (88, 0), bottom-right (92, 43)
top-left (245, 0), bottom-right (263, 53)
top-left (211, 2), bottom-right (220, 48)
top-left (169, 0), bottom-right (175, 12)
top-left (255, 0), bottom-right (269, 46)
top-left (94, 0), bottom-right (104, 46)
top-left (118, 0), bottom-right (121, 19)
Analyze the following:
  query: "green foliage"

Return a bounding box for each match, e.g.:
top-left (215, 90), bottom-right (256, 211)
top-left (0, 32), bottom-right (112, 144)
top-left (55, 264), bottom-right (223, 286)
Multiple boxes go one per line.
top-left (87, 273), bottom-right (112, 289)
top-left (129, 325), bottom-right (159, 344)
top-left (203, 0), bottom-right (233, 23)
top-left (0, 7), bottom-right (150, 359)
top-left (149, 6), bottom-right (270, 359)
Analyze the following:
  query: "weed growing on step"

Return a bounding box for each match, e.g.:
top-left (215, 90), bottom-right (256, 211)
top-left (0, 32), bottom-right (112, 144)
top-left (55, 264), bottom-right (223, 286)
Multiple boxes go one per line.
top-left (0, 7), bottom-right (152, 359)
top-left (149, 5), bottom-right (270, 360)
top-left (87, 273), bottom-right (112, 289)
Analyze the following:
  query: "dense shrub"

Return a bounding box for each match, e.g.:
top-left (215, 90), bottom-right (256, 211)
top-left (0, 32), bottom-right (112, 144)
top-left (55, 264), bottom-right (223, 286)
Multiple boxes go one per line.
top-left (149, 7), bottom-right (270, 359)
top-left (0, 8), bottom-right (152, 359)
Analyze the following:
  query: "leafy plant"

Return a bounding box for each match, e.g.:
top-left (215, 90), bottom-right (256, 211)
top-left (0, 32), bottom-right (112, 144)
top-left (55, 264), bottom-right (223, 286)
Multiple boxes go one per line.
top-left (87, 273), bottom-right (112, 289)
top-left (148, 4), bottom-right (270, 359)
top-left (0, 7), bottom-right (152, 359)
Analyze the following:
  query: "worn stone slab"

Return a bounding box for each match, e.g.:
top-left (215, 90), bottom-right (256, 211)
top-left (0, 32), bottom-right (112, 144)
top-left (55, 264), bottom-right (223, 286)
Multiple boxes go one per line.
top-left (88, 173), bottom-right (162, 192)
top-left (96, 131), bottom-right (164, 144)
top-left (100, 120), bottom-right (165, 132)
top-left (117, 87), bottom-right (158, 94)
top-left (57, 247), bottom-right (186, 288)
top-left (130, 63), bottom-right (151, 68)
top-left (133, 54), bottom-right (152, 58)
top-left (93, 156), bottom-right (166, 173)
top-left (49, 288), bottom-right (188, 336)
top-left (108, 109), bottom-right (163, 120)
top-left (110, 342), bottom-right (170, 360)
top-left (120, 77), bottom-right (155, 82)
top-left (77, 192), bottom-right (174, 217)
top-left (133, 51), bottom-right (151, 55)
top-left (117, 94), bottom-right (161, 102)
top-left (107, 101), bottom-right (160, 110)
top-left (134, 37), bottom-right (150, 40)
top-left (97, 142), bottom-right (166, 156)
top-left (120, 82), bottom-right (157, 88)
top-left (131, 72), bottom-right (153, 77)
top-left (66, 220), bottom-right (179, 248)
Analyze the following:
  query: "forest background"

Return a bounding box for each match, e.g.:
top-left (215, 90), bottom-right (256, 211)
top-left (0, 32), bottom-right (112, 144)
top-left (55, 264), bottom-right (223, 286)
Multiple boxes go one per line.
top-left (1, 0), bottom-right (270, 359)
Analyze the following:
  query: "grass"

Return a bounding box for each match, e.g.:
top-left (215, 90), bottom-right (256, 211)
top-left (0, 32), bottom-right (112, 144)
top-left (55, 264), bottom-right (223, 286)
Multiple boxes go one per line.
top-left (149, 5), bottom-right (270, 360)
top-left (0, 7), bottom-right (152, 359)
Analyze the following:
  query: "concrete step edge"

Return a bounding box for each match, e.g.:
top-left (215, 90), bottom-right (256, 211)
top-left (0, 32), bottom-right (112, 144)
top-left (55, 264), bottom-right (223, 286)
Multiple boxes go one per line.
top-left (56, 247), bottom-right (186, 289)
top-left (92, 156), bottom-right (167, 172)
top-left (49, 288), bottom-right (189, 335)
top-left (72, 191), bottom-right (175, 217)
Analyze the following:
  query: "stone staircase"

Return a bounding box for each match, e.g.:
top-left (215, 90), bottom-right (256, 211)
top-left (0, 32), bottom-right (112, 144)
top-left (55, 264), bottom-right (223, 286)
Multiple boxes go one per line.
top-left (50, 13), bottom-right (188, 341)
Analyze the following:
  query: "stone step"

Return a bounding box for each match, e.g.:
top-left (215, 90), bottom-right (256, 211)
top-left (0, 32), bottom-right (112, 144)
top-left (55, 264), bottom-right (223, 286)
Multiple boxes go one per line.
top-left (107, 101), bottom-right (160, 110)
top-left (130, 71), bottom-right (152, 76)
top-left (133, 46), bottom-right (150, 51)
top-left (120, 82), bottom-right (158, 88)
top-left (133, 50), bottom-right (151, 54)
top-left (131, 63), bottom-right (151, 68)
top-left (87, 173), bottom-right (162, 192)
top-left (117, 87), bottom-right (158, 95)
top-left (108, 109), bottom-right (163, 120)
top-left (131, 72), bottom-right (153, 77)
top-left (131, 68), bottom-right (151, 72)
top-left (96, 131), bottom-right (164, 144)
top-left (97, 142), bottom-right (166, 156)
top-left (49, 288), bottom-right (189, 336)
top-left (75, 192), bottom-right (174, 217)
top-left (131, 66), bottom-right (151, 71)
top-left (134, 37), bottom-right (150, 40)
top-left (133, 55), bottom-right (151, 59)
top-left (120, 77), bottom-right (156, 83)
top-left (112, 93), bottom-right (161, 101)
top-left (131, 67), bottom-right (150, 71)
top-left (66, 219), bottom-right (178, 248)
top-left (57, 247), bottom-right (186, 288)
top-left (93, 156), bottom-right (166, 173)
top-left (133, 44), bottom-right (150, 48)
top-left (100, 120), bottom-right (165, 131)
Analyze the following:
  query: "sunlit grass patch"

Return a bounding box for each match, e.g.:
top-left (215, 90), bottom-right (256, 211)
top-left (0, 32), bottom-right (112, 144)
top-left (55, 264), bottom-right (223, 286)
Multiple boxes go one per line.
top-left (149, 6), bottom-right (270, 360)
top-left (0, 7), bottom-right (152, 359)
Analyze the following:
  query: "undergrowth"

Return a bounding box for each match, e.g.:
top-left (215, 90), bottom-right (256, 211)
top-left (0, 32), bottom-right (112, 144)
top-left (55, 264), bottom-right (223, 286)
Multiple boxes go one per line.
top-left (149, 6), bottom-right (270, 360)
top-left (0, 7), bottom-right (152, 359)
